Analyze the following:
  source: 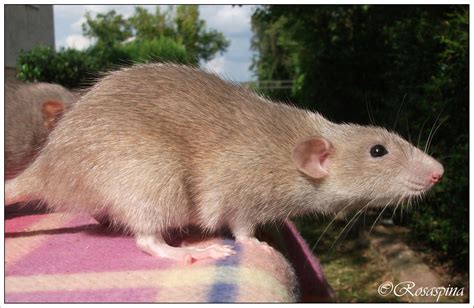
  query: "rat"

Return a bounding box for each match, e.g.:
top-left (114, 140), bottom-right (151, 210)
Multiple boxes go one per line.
top-left (5, 82), bottom-right (79, 179)
top-left (5, 64), bottom-right (444, 263)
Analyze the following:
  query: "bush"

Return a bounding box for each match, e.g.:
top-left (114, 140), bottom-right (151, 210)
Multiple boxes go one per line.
top-left (87, 41), bottom-right (132, 71)
top-left (16, 45), bottom-right (97, 89)
top-left (120, 37), bottom-right (190, 64)
top-left (16, 38), bottom-right (191, 89)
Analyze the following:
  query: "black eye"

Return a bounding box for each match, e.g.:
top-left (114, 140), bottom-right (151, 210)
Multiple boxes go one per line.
top-left (370, 144), bottom-right (388, 157)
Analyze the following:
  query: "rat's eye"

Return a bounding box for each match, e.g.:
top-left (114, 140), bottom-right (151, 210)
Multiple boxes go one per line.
top-left (370, 144), bottom-right (388, 157)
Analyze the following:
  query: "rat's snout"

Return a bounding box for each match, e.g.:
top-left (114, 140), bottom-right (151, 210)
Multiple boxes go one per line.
top-left (429, 161), bottom-right (444, 184)
top-left (403, 151), bottom-right (444, 194)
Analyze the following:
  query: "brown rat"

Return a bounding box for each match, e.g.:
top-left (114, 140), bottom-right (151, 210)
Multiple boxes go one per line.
top-left (5, 82), bottom-right (78, 179)
top-left (5, 64), bottom-right (444, 263)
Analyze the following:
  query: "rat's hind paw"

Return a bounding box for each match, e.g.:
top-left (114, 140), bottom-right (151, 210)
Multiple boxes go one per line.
top-left (182, 244), bottom-right (236, 265)
top-left (136, 234), bottom-right (236, 265)
top-left (236, 236), bottom-right (275, 254)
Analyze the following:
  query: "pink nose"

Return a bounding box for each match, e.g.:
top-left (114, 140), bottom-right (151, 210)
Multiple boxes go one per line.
top-left (430, 171), bottom-right (443, 183)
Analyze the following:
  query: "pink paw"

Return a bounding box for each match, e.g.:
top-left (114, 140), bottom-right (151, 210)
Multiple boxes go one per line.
top-left (182, 244), bottom-right (236, 265)
top-left (236, 236), bottom-right (275, 254)
top-left (136, 235), bottom-right (236, 265)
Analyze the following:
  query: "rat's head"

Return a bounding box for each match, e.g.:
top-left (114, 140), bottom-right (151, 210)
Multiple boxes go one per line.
top-left (292, 124), bottom-right (444, 207)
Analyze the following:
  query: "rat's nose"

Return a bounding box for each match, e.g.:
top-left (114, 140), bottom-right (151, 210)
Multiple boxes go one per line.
top-left (429, 162), bottom-right (444, 184)
top-left (430, 172), bottom-right (442, 183)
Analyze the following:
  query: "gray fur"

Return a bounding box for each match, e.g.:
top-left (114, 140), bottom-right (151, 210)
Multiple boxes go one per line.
top-left (5, 82), bottom-right (78, 178)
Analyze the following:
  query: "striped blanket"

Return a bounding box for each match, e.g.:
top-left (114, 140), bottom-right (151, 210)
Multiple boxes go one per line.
top-left (5, 204), bottom-right (333, 302)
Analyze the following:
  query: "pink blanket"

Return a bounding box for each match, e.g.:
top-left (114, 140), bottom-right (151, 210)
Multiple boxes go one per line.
top-left (5, 204), bottom-right (333, 302)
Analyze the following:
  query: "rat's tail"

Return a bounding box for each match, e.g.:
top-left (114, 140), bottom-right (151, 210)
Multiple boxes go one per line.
top-left (5, 173), bottom-right (40, 205)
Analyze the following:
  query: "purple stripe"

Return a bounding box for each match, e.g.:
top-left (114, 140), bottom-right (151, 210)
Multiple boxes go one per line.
top-left (8, 215), bottom-right (174, 275)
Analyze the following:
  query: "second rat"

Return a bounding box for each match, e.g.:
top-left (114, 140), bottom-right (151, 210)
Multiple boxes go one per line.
top-left (6, 64), bottom-right (444, 263)
top-left (5, 82), bottom-right (78, 179)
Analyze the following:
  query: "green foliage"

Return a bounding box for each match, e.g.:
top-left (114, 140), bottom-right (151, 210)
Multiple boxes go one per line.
top-left (252, 6), bottom-right (468, 270)
top-left (407, 9), bottom-right (469, 269)
top-left (83, 5), bottom-right (229, 64)
top-left (17, 37), bottom-right (191, 88)
top-left (82, 10), bottom-right (132, 47)
top-left (128, 6), bottom-right (175, 40)
top-left (174, 5), bottom-right (229, 62)
top-left (16, 45), bottom-right (97, 89)
top-left (120, 37), bottom-right (190, 64)
top-left (86, 41), bottom-right (131, 71)
top-left (17, 5), bottom-right (229, 88)
top-left (18, 5), bottom-right (230, 87)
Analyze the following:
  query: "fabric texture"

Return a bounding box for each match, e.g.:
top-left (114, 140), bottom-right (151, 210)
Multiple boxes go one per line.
top-left (5, 204), bottom-right (334, 303)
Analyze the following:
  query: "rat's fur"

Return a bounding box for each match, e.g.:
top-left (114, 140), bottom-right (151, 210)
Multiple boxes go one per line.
top-left (5, 82), bottom-right (78, 179)
top-left (5, 64), bottom-right (443, 260)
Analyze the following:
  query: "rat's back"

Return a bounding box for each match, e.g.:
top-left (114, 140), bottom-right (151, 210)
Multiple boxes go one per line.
top-left (73, 64), bottom-right (303, 144)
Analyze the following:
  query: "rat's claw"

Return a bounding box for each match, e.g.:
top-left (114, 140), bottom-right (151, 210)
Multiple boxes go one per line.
top-left (193, 243), bottom-right (236, 254)
top-left (181, 244), bottom-right (236, 263)
top-left (212, 244), bottom-right (236, 254)
top-left (236, 236), bottom-right (275, 254)
top-left (183, 254), bottom-right (194, 265)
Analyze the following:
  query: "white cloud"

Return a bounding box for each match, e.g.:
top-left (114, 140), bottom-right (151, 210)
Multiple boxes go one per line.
top-left (65, 34), bottom-right (94, 50)
top-left (55, 5), bottom-right (161, 45)
top-left (202, 56), bottom-right (226, 75)
top-left (55, 5), bottom-right (138, 49)
top-left (82, 5), bottom-right (155, 18)
top-left (201, 5), bottom-right (255, 36)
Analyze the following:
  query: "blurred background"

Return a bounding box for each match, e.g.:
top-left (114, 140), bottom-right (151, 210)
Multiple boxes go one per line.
top-left (5, 4), bottom-right (468, 302)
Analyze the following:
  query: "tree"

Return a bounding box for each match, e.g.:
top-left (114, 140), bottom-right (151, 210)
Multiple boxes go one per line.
top-left (82, 10), bottom-right (132, 47)
top-left (128, 6), bottom-right (175, 40)
top-left (174, 5), bottom-right (229, 62)
top-left (82, 5), bottom-right (230, 64)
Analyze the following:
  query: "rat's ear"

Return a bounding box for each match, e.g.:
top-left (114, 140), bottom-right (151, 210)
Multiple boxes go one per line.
top-left (292, 137), bottom-right (332, 179)
top-left (42, 100), bottom-right (65, 130)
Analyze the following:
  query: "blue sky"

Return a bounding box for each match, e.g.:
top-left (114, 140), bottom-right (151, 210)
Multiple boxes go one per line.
top-left (53, 5), bottom-right (257, 82)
